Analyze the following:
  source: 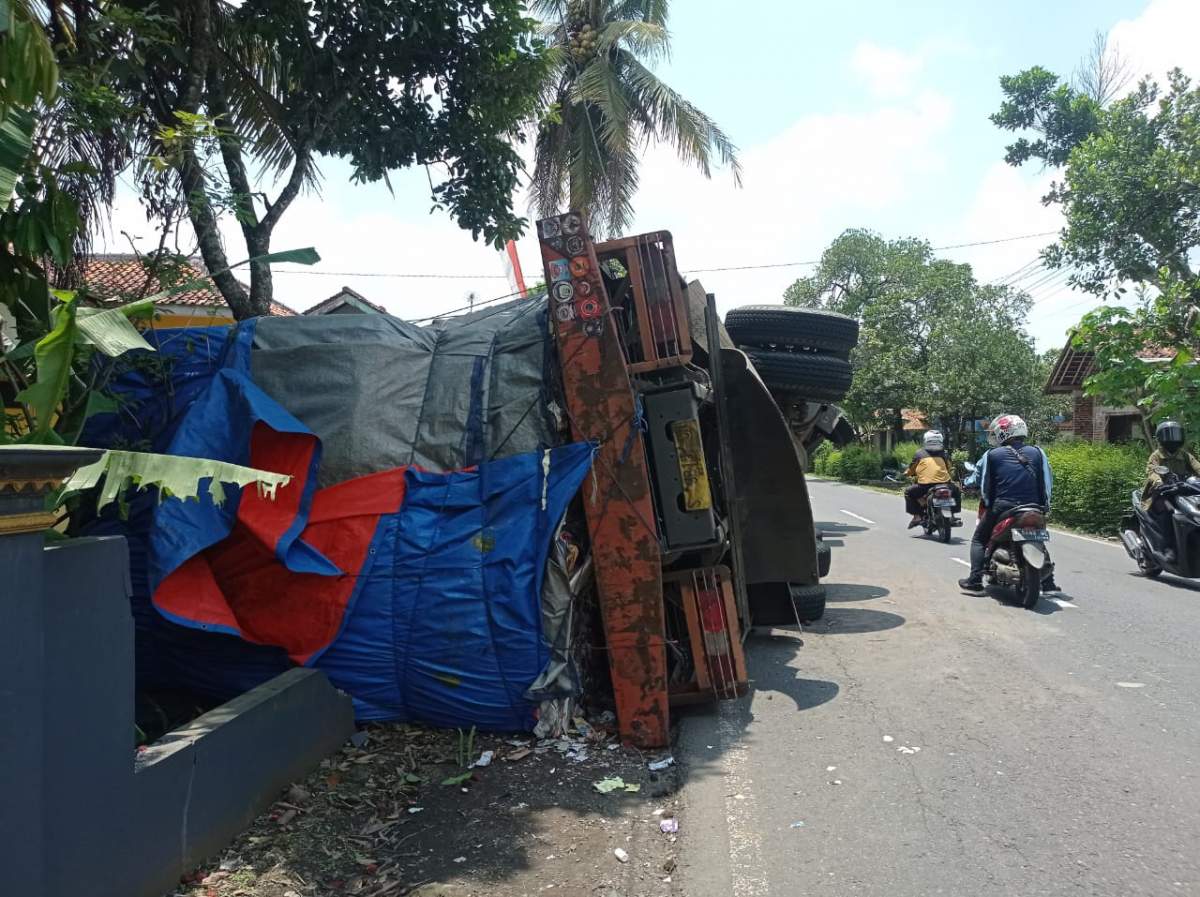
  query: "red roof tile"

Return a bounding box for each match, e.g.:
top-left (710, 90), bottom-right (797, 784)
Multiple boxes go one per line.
top-left (76, 255), bottom-right (296, 316)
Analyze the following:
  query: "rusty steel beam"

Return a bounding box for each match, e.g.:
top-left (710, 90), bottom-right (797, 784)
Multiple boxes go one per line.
top-left (537, 212), bottom-right (669, 748)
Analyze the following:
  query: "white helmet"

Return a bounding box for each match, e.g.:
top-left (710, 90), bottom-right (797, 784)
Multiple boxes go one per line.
top-left (922, 430), bottom-right (944, 451)
top-left (987, 413), bottom-right (1028, 446)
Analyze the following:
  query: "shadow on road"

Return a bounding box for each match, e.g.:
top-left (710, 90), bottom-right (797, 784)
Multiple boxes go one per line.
top-left (808, 606), bottom-right (905, 634)
top-left (1140, 572), bottom-right (1200, 592)
top-left (825, 583), bottom-right (890, 603)
top-left (980, 586), bottom-right (1065, 615)
top-left (816, 521), bottom-right (870, 536)
top-left (743, 631), bottom-right (841, 712)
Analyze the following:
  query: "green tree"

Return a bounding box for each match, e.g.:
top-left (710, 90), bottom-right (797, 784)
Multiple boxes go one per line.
top-left (529, 0), bottom-right (740, 236)
top-left (33, 1), bottom-right (546, 321)
top-left (1071, 280), bottom-right (1200, 438)
top-left (992, 65), bottom-right (1199, 299)
top-left (919, 286), bottom-right (1043, 449)
top-left (784, 229), bottom-right (1035, 441)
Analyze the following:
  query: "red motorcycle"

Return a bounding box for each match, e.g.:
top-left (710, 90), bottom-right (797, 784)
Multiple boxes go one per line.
top-left (983, 504), bottom-right (1053, 608)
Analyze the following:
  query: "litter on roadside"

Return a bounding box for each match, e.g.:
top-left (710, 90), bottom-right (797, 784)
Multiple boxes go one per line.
top-left (659, 818), bottom-right (679, 834)
top-left (790, 821), bottom-right (806, 829)
top-left (472, 750), bottom-right (494, 768)
top-left (407, 807), bottom-right (424, 814)
top-left (882, 735), bottom-right (894, 743)
top-left (648, 756), bottom-right (675, 771)
top-left (594, 777), bottom-right (640, 793)
top-left (505, 747), bottom-right (532, 762)
top-left (614, 848), bottom-right (630, 863)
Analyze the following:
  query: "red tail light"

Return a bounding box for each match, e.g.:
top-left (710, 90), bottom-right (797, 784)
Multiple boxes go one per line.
top-left (1017, 511), bottom-right (1045, 528)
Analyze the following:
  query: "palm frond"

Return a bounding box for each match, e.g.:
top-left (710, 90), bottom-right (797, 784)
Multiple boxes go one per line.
top-left (596, 17), bottom-right (669, 61)
top-left (532, 128), bottom-right (564, 218)
top-left (622, 54), bottom-right (742, 184)
top-left (610, 0), bottom-right (670, 28)
top-left (573, 58), bottom-right (632, 151)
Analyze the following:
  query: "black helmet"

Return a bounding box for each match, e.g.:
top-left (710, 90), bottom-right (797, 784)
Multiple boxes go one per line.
top-left (1156, 420), bottom-right (1185, 453)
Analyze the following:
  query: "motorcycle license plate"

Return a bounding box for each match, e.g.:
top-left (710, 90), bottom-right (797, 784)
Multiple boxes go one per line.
top-left (932, 499), bottom-right (955, 507)
top-left (1015, 528), bottom-right (1049, 542)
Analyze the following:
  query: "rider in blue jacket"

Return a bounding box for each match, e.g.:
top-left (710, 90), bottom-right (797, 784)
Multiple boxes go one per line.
top-left (959, 413), bottom-right (1060, 594)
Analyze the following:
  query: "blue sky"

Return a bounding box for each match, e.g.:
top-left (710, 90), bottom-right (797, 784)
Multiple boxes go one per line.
top-left (102, 0), bottom-right (1198, 349)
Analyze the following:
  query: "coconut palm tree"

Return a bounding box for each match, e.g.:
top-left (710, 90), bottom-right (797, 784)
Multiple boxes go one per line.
top-left (530, 0), bottom-right (741, 237)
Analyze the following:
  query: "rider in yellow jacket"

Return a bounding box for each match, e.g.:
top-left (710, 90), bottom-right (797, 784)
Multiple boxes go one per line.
top-left (905, 430), bottom-right (959, 528)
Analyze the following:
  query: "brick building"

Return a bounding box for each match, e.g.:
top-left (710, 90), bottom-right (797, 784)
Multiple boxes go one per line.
top-left (1044, 343), bottom-right (1173, 443)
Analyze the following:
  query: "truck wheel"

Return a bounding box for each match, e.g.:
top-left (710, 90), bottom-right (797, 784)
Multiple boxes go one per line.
top-left (789, 583), bottom-right (826, 622)
top-left (726, 306), bottom-right (859, 358)
top-left (817, 540), bottom-right (832, 578)
top-left (746, 350), bottom-right (853, 402)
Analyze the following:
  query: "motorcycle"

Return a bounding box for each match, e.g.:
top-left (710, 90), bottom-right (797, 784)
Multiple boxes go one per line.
top-left (982, 503), bottom-right (1053, 608)
top-left (1119, 469), bottom-right (1200, 579)
top-left (885, 474), bottom-right (963, 543)
top-left (920, 482), bottom-right (962, 543)
top-left (961, 461), bottom-right (1054, 607)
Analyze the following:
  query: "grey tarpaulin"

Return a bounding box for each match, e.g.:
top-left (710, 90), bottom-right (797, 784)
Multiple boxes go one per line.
top-left (525, 525), bottom-right (593, 701)
top-left (251, 298), bottom-right (557, 484)
top-left (251, 297), bottom-right (582, 699)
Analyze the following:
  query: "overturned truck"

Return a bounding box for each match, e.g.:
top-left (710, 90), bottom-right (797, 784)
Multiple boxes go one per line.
top-left (83, 214), bottom-right (832, 749)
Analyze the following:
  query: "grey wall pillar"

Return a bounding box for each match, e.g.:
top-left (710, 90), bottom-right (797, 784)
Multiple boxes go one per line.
top-left (0, 446), bottom-right (102, 897)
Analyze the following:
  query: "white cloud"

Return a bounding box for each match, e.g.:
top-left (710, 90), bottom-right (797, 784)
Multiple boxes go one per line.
top-left (1109, 0), bottom-right (1200, 89)
top-left (98, 180), bottom-right (524, 320)
top-left (849, 41), bottom-right (925, 99)
top-left (618, 89), bottom-right (953, 314)
top-left (946, 0), bottom-right (1200, 352)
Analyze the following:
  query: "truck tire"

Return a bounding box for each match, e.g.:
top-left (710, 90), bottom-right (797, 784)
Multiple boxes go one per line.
top-left (789, 583), bottom-right (827, 622)
top-left (746, 350), bottom-right (853, 402)
top-left (817, 540), bottom-right (831, 578)
top-left (726, 306), bottom-right (859, 358)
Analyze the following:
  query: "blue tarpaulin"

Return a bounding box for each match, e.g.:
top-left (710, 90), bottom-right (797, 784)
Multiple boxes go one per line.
top-left (82, 305), bottom-right (594, 730)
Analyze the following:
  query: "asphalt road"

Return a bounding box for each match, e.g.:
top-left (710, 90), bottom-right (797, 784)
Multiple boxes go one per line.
top-left (678, 478), bottom-right (1200, 897)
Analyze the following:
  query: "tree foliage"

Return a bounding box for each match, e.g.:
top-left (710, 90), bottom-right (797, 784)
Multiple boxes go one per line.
top-left (530, 0), bottom-right (740, 236)
top-left (9, 1), bottom-right (547, 321)
top-left (1071, 281), bottom-right (1200, 437)
top-left (784, 229), bottom-right (1050, 445)
top-left (992, 65), bottom-right (1199, 299)
top-left (118, 0), bottom-right (548, 319)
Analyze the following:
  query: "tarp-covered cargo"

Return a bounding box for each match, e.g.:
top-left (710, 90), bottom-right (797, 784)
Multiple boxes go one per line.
top-left (83, 300), bottom-right (593, 730)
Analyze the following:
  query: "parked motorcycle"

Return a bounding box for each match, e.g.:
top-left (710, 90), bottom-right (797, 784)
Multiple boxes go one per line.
top-left (1120, 469), bottom-right (1200, 579)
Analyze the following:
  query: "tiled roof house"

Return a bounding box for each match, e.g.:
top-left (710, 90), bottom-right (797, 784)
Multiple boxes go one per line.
top-left (76, 254), bottom-right (297, 326)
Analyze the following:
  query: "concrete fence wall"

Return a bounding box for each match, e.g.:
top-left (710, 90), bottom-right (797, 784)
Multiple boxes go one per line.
top-left (0, 447), bottom-right (355, 897)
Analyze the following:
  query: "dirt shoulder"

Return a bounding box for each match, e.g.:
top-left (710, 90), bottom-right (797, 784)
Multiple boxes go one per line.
top-left (170, 722), bottom-right (682, 897)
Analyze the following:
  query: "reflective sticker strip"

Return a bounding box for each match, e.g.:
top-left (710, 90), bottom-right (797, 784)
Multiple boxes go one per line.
top-left (671, 418), bottom-right (712, 511)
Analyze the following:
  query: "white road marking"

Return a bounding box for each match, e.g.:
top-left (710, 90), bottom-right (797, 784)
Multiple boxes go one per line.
top-left (1116, 681), bottom-right (1146, 688)
top-left (951, 558), bottom-right (971, 567)
top-left (1048, 527), bottom-right (1119, 548)
top-left (718, 705), bottom-right (769, 897)
top-left (839, 509), bottom-right (876, 525)
top-left (1047, 597), bottom-right (1078, 608)
top-left (821, 481), bottom-right (1121, 548)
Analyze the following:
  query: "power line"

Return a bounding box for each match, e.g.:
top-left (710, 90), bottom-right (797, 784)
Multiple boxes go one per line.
top-left (269, 230), bottom-right (1065, 281)
top-left (275, 269), bottom-right (508, 280)
top-left (681, 230), bottom-right (1060, 275)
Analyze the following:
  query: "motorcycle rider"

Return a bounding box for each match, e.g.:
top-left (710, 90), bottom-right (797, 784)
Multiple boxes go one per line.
top-left (905, 430), bottom-right (960, 528)
top-left (1140, 420), bottom-right (1200, 563)
top-left (958, 413), bottom-right (1060, 595)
